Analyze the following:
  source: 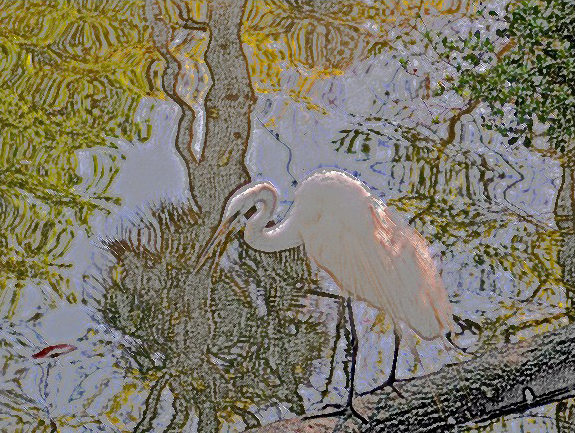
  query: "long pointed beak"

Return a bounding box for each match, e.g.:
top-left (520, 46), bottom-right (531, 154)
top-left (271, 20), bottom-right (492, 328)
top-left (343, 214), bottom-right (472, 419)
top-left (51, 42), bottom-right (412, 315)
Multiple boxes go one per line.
top-left (194, 216), bottom-right (235, 273)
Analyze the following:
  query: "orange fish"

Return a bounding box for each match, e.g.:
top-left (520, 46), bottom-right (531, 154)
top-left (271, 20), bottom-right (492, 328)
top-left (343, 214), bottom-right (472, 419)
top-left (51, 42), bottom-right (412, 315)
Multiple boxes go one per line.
top-left (32, 344), bottom-right (77, 359)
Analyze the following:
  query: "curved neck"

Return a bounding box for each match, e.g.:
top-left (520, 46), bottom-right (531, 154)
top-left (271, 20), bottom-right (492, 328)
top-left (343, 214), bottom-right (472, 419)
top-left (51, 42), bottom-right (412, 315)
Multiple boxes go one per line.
top-left (244, 185), bottom-right (302, 253)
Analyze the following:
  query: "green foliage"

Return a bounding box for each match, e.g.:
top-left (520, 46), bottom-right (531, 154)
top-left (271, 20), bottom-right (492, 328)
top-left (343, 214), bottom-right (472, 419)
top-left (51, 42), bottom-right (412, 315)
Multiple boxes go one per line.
top-left (439, 0), bottom-right (575, 154)
top-left (92, 200), bottom-right (329, 431)
top-left (0, 0), bottom-right (160, 312)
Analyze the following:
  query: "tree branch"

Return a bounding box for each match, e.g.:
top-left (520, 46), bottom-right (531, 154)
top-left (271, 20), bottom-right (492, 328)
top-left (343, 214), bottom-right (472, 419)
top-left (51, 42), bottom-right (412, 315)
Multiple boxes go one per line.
top-left (255, 323), bottom-right (575, 432)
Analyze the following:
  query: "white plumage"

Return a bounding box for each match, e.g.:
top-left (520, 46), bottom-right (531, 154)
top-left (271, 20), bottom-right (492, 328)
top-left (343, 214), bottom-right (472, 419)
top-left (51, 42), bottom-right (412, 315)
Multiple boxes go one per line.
top-left (292, 169), bottom-right (454, 340)
top-left (196, 168), bottom-right (455, 416)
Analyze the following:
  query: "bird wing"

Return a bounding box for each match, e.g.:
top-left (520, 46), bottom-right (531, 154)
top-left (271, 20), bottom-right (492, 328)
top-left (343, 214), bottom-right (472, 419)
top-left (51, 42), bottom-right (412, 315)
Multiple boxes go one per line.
top-left (370, 203), bottom-right (455, 339)
top-left (303, 200), bottom-right (454, 340)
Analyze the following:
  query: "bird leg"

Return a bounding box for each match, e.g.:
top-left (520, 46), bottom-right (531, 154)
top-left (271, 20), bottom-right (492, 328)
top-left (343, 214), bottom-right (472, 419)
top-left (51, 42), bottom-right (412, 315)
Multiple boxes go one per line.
top-left (318, 292), bottom-right (346, 402)
top-left (305, 297), bottom-right (367, 424)
top-left (358, 327), bottom-right (404, 398)
top-left (345, 297), bottom-right (360, 408)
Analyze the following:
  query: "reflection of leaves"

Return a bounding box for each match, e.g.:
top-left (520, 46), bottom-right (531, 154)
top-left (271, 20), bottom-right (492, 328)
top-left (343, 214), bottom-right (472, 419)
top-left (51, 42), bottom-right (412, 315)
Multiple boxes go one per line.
top-left (367, 41), bottom-right (391, 58)
top-left (244, 0), bottom-right (468, 107)
top-left (378, 127), bottom-right (562, 292)
top-left (422, 0), bottom-right (573, 338)
top-left (332, 128), bottom-right (386, 158)
top-left (244, 0), bottom-right (372, 93)
top-left (356, 126), bottom-right (569, 360)
top-left (91, 200), bottom-right (329, 431)
top-left (0, 0), bottom-right (161, 310)
top-left (391, 3), bottom-right (575, 427)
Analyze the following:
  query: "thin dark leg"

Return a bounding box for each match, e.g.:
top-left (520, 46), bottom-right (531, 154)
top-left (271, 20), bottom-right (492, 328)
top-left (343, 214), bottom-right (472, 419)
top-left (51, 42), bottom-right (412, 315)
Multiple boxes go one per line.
top-left (304, 297), bottom-right (367, 424)
top-left (445, 314), bottom-right (482, 356)
top-left (358, 328), bottom-right (404, 398)
top-left (320, 293), bottom-right (346, 401)
top-left (345, 297), bottom-right (359, 406)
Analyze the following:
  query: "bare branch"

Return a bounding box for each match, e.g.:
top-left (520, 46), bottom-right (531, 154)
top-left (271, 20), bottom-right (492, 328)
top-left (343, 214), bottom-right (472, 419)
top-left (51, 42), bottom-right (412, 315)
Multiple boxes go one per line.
top-left (255, 323), bottom-right (575, 432)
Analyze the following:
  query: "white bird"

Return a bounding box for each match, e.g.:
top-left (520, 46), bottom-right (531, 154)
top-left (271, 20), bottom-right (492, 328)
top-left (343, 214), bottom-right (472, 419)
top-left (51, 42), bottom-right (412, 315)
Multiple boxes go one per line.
top-left (196, 168), bottom-right (455, 421)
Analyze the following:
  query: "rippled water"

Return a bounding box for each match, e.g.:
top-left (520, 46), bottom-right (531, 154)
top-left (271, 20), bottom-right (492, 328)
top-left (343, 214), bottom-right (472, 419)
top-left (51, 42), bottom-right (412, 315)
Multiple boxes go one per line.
top-left (0, 1), bottom-right (571, 432)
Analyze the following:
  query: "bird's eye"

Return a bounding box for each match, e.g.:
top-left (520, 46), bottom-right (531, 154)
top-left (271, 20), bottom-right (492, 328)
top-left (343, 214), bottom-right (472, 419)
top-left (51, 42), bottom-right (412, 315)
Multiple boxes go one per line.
top-left (245, 205), bottom-right (257, 219)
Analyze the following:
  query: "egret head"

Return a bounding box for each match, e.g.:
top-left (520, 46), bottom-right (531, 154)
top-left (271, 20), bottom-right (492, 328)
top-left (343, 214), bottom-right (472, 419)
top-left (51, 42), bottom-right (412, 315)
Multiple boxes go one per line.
top-left (194, 182), bottom-right (275, 272)
top-left (221, 185), bottom-right (259, 222)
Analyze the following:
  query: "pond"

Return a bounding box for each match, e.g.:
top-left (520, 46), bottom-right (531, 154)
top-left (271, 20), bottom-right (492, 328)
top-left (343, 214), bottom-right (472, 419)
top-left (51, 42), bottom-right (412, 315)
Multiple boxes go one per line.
top-left (1, 1), bottom-right (573, 432)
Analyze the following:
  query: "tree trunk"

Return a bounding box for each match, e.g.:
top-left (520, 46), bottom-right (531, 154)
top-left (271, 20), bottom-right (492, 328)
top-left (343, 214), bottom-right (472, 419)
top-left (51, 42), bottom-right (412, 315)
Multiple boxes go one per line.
top-left (190, 0), bottom-right (255, 221)
top-left (141, 2), bottom-right (254, 431)
top-left (146, 0), bottom-right (254, 229)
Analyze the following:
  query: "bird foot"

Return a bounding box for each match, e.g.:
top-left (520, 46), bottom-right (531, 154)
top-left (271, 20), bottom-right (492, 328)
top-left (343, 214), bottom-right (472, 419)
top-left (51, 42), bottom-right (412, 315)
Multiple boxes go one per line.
top-left (304, 401), bottom-right (368, 424)
top-left (357, 378), bottom-right (405, 399)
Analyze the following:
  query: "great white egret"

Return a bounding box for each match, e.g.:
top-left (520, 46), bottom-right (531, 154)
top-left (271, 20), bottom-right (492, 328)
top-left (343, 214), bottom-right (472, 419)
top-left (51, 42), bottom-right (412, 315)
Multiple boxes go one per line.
top-left (196, 168), bottom-right (455, 421)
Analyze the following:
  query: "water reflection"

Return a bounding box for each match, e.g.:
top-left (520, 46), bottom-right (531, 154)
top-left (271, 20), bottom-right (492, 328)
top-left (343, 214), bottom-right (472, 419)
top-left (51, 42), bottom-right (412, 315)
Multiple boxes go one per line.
top-left (1, 0), bottom-right (572, 432)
